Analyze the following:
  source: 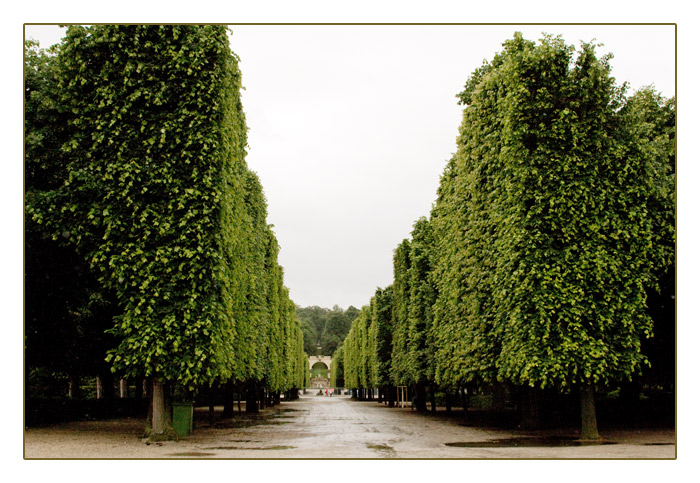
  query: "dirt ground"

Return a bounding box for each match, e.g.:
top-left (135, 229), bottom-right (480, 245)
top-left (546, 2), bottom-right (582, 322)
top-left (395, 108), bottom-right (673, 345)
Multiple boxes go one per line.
top-left (23, 394), bottom-right (676, 459)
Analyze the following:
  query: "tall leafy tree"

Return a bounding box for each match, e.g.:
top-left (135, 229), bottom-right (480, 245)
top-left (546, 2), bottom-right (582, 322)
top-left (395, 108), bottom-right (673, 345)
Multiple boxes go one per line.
top-left (390, 240), bottom-right (412, 387)
top-left (330, 344), bottom-right (345, 388)
top-left (369, 286), bottom-right (394, 404)
top-left (452, 33), bottom-right (665, 439)
top-left (406, 218), bottom-right (436, 411)
top-left (28, 25), bottom-right (254, 437)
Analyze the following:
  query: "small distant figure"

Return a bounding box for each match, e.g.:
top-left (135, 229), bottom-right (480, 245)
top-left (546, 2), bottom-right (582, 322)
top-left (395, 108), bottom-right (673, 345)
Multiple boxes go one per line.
top-left (325, 389), bottom-right (328, 397)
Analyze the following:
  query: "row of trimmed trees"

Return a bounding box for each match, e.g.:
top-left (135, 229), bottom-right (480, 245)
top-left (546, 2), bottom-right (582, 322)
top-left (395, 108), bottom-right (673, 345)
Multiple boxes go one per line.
top-left (335, 34), bottom-right (675, 439)
top-left (25, 25), bottom-right (307, 439)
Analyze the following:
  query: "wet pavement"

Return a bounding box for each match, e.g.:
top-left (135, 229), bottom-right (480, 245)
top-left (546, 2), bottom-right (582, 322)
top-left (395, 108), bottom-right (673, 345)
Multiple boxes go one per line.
top-left (24, 394), bottom-right (676, 459)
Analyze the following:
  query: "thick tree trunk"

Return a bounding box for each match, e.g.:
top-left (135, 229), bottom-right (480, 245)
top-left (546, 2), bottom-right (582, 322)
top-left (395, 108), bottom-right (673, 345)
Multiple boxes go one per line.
top-left (96, 376), bottom-right (103, 399)
top-left (385, 386), bottom-right (394, 407)
top-left (579, 383), bottom-right (600, 441)
top-left (119, 378), bottom-right (128, 398)
top-left (430, 385), bottom-right (436, 412)
top-left (445, 391), bottom-right (452, 414)
top-left (149, 378), bottom-right (175, 440)
top-left (414, 383), bottom-right (428, 412)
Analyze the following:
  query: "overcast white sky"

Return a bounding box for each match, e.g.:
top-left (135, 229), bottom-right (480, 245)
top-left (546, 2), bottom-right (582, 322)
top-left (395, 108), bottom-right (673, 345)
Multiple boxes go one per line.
top-left (25, 24), bottom-right (675, 309)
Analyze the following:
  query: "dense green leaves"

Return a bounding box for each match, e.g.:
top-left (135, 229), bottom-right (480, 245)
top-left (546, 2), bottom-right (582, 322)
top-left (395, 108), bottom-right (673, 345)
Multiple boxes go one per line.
top-left (338, 33), bottom-right (674, 409)
top-left (296, 305), bottom-right (358, 355)
top-left (25, 26), bottom-right (306, 395)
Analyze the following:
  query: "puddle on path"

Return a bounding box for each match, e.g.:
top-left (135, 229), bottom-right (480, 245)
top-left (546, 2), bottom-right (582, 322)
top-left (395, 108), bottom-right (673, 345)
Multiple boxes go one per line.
top-left (203, 445), bottom-right (295, 451)
top-left (446, 437), bottom-right (618, 448)
top-left (210, 408), bottom-right (304, 429)
top-left (367, 443), bottom-right (398, 457)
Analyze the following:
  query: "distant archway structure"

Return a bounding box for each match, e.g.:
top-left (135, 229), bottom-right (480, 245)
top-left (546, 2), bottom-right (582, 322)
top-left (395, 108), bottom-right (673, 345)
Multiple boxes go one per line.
top-left (308, 355), bottom-right (332, 389)
top-left (308, 355), bottom-right (332, 371)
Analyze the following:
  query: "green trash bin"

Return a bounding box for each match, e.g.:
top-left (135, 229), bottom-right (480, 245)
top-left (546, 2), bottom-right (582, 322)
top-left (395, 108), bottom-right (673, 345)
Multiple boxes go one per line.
top-left (172, 401), bottom-right (194, 437)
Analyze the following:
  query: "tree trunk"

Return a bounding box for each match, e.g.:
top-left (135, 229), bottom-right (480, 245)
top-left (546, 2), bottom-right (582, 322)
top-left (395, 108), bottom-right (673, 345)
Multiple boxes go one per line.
top-left (414, 383), bottom-right (428, 412)
top-left (445, 391), bottom-right (452, 414)
top-left (430, 386), bottom-right (436, 413)
top-left (96, 376), bottom-right (103, 399)
top-left (68, 375), bottom-right (80, 399)
top-left (149, 378), bottom-right (175, 440)
top-left (259, 387), bottom-right (266, 409)
top-left (119, 378), bottom-right (128, 398)
top-left (461, 386), bottom-right (468, 413)
top-left (579, 383), bottom-right (600, 441)
top-left (246, 380), bottom-right (259, 414)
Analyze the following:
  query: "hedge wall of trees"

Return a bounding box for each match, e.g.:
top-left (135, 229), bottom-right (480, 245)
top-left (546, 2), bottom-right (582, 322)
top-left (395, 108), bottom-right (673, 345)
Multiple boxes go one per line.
top-left (25, 25), bottom-right (307, 438)
top-left (337, 33), bottom-right (675, 439)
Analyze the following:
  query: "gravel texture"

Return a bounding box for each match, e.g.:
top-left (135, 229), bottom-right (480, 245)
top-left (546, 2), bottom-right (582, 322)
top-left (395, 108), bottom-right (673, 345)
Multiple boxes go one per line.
top-left (23, 394), bottom-right (676, 459)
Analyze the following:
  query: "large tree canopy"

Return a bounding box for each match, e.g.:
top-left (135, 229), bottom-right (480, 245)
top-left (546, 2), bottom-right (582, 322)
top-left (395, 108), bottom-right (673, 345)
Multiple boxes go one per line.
top-left (337, 32), bottom-right (674, 437)
top-left (25, 26), bottom-right (307, 418)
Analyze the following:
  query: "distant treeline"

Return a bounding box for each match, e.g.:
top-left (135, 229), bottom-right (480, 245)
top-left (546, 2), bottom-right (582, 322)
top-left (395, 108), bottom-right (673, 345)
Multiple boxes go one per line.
top-left (297, 305), bottom-right (360, 356)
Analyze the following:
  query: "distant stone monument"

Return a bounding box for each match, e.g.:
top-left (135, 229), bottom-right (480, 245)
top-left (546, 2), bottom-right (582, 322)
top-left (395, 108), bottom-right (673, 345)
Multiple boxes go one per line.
top-left (308, 355), bottom-right (332, 388)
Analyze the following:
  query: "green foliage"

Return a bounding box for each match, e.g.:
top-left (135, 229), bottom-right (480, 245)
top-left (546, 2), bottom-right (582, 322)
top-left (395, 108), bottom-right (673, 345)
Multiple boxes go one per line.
top-left (337, 32), bottom-right (674, 402)
top-left (296, 305), bottom-right (357, 355)
top-left (330, 344), bottom-right (345, 387)
top-left (439, 33), bottom-right (669, 390)
top-left (407, 218), bottom-right (436, 386)
top-left (25, 26), bottom-right (307, 395)
top-left (343, 306), bottom-right (372, 390)
top-left (369, 286), bottom-right (394, 388)
top-left (24, 39), bottom-right (119, 388)
top-left (390, 240), bottom-right (412, 385)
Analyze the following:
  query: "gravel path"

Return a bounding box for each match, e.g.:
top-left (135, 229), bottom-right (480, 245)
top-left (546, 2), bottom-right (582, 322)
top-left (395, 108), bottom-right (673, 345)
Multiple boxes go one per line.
top-left (23, 394), bottom-right (675, 459)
